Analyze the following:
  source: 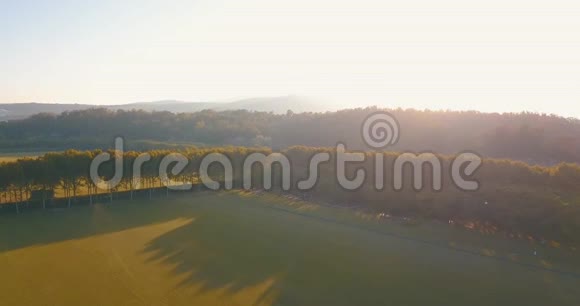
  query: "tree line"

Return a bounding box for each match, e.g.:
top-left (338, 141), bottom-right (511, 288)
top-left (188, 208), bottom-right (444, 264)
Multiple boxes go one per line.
top-left (1, 107), bottom-right (580, 164)
top-left (1, 147), bottom-right (579, 244)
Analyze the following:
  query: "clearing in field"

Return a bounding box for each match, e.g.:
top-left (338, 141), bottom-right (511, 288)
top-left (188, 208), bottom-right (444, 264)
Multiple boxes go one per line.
top-left (0, 191), bottom-right (579, 306)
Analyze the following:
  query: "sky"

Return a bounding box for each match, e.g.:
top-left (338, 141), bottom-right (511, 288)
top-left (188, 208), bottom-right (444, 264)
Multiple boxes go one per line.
top-left (1, 0), bottom-right (580, 117)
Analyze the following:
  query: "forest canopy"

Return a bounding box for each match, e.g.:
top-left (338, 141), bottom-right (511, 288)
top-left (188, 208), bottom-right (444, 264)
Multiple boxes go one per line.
top-left (1, 107), bottom-right (579, 164)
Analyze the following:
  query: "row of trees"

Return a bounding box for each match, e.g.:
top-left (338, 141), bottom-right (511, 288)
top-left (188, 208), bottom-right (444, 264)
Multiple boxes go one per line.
top-left (1, 147), bottom-right (579, 243)
top-left (1, 107), bottom-right (580, 163)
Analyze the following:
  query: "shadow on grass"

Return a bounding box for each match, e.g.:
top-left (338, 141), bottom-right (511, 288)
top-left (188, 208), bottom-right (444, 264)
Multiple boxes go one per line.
top-left (0, 194), bottom-right (201, 253)
top-left (140, 192), bottom-right (580, 306)
top-left (142, 195), bottom-right (412, 305)
top-left (141, 199), bottom-right (304, 305)
top-left (2, 191), bottom-right (579, 305)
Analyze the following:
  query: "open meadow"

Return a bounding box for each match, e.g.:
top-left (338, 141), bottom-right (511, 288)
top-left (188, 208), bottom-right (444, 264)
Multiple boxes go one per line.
top-left (1, 191), bottom-right (579, 306)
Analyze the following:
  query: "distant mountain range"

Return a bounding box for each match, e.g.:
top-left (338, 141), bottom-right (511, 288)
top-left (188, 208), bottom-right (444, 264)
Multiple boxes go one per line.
top-left (0, 96), bottom-right (348, 121)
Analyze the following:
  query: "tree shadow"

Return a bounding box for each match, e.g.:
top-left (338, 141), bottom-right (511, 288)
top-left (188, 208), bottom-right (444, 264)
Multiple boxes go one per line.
top-left (140, 193), bottom-right (580, 306)
top-left (2, 191), bottom-right (579, 305)
top-left (0, 196), bottom-right (200, 253)
top-left (141, 202), bottom-right (301, 305)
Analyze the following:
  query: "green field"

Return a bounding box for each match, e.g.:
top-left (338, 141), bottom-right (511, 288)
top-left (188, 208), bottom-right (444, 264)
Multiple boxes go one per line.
top-left (1, 191), bottom-right (579, 306)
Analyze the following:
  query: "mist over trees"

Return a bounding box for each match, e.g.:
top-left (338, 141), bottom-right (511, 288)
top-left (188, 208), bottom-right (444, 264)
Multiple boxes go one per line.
top-left (1, 107), bottom-right (578, 164)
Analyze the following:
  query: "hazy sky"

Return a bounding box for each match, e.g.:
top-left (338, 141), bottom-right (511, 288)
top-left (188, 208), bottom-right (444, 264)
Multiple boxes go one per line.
top-left (1, 0), bottom-right (580, 117)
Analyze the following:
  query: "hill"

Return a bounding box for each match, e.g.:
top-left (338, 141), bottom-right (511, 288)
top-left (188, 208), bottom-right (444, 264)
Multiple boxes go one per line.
top-left (0, 102), bottom-right (95, 121)
top-left (0, 96), bottom-right (337, 121)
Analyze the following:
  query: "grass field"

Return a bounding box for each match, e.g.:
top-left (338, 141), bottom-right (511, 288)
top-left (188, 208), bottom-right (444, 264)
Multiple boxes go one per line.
top-left (1, 191), bottom-right (579, 306)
